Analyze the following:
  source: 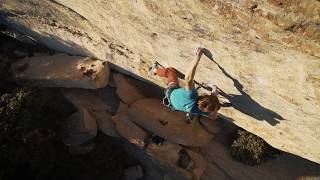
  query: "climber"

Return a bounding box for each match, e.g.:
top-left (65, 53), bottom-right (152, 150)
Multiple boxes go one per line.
top-left (150, 47), bottom-right (220, 121)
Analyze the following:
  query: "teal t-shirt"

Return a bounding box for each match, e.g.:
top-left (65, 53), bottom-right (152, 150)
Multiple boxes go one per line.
top-left (170, 88), bottom-right (209, 116)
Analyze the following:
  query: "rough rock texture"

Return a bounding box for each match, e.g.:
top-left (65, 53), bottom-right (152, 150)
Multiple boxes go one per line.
top-left (199, 116), bottom-right (222, 134)
top-left (113, 73), bottom-right (146, 105)
top-left (60, 108), bottom-right (97, 146)
top-left (11, 54), bottom-right (110, 89)
top-left (200, 140), bottom-right (320, 180)
top-left (1, 0), bottom-right (320, 163)
top-left (122, 123), bottom-right (320, 180)
top-left (62, 88), bottom-right (119, 137)
top-left (124, 165), bottom-right (144, 180)
top-left (91, 86), bottom-right (121, 115)
top-left (112, 102), bottom-right (150, 148)
top-left (128, 98), bottom-right (213, 146)
top-left (68, 140), bottom-right (96, 155)
top-left (91, 110), bottom-right (119, 137)
top-left (146, 142), bottom-right (206, 180)
top-left (62, 88), bottom-right (111, 112)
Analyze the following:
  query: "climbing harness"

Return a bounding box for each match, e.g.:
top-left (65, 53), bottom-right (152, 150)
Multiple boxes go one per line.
top-left (162, 85), bottom-right (180, 110)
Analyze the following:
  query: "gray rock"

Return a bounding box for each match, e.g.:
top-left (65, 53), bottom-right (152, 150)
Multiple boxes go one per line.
top-left (124, 165), bottom-right (144, 180)
top-left (91, 110), bottom-right (119, 137)
top-left (68, 141), bottom-right (95, 155)
top-left (60, 108), bottom-right (97, 146)
top-left (62, 88), bottom-right (111, 112)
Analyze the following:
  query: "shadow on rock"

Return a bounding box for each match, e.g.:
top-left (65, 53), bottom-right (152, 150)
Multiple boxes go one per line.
top-left (203, 48), bottom-right (285, 126)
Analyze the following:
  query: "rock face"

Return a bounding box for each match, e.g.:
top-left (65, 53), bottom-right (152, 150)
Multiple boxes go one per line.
top-left (1, 0), bottom-right (320, 163)
top-left (200, 140), bottom-right (320, 180)
top-left (128, 98), bottom-right (213, 146)
top-left (112, 103), bottom-right (150, 148)
top-left (11, 54), bottom-right (110, 89)
top-left (68, 140), bottom-right (96, 155)
top-left (60, 108), bottom-right (97, 146)
top-left (199, 116), bottom-right (222, 134)
top-left (113, 73), bottom-right (146, 105)
top-left (146, 142), bottom-right (206, 180)
top-left (62, 88), bottom-right (119, 137)
top-left (92, 110), bottom-right (119, 137)
top-left (62, 88), bottom-right (110, 112)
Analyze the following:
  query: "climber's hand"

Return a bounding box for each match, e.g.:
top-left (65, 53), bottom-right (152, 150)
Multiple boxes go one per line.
top-left (196, 47), bottom-right (204, 59)
top-left (211, 85), bottom-right (220, 96)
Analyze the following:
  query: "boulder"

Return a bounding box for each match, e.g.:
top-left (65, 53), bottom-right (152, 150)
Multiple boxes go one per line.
top-left (113, 73), bottom-right (146, 105)
top-left (68, 140), bottom-right (96, 155)
top-left (146, 141), bottom-right (206, 180)
top-left (199, 116), bottom-right (222, 134)
top-left (124, 165), bottom-right (144, 180)
top-left (62, 88), bottom-right (110, 112)
top-left (128, 98), bottom-right (212, 146)
top-left (62, 88), bottom-right (119, 137)
top-left (200, 140), bottom-right (320, 180)
top-left (112, 102), bottom-right (150, 148)
top-left (60, 108), bottom-right (97, 146)
top-left (91, 86), bottom-right (121, 115)
top-left (91, 110), bottom-right (119, 137)
top-left (3, 0), bottom-right (320, 163)
top-left (108, 73), bottom-right (117, 87)
top-left (186, 149), bottom-right (206, 180)
top-left (11, 54), bottom-right (110, 89)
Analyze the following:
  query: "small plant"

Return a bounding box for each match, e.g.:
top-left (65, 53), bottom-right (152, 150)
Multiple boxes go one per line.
top-left (230, 130), bottom-right (280, 165)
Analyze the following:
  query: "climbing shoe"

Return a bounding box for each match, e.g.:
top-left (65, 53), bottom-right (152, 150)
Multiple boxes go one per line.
top-left (149, 62), bottom-right (159, 75)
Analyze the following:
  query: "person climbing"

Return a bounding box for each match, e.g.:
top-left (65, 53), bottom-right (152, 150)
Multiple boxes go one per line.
top-left (150, 47), bottom-right (220, 121)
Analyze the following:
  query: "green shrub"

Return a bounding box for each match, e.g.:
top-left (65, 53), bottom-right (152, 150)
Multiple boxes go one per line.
top-left (230, 130), bottom-right (279, 165)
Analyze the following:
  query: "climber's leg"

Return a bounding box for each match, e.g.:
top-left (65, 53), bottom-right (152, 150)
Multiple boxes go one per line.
top-left (156, 67), bottom-right (179, 87)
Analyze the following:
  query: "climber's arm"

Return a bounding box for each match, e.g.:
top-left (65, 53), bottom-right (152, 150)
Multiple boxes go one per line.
top-left (185, 48), bottom-right (203, 91)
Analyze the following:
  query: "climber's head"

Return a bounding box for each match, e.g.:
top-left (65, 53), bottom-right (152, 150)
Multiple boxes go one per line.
top-left (197, 94), bottom-right (220, 113)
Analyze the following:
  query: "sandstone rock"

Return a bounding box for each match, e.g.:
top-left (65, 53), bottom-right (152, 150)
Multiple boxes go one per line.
top-left (185, 149), bottom-right (206, 180)
top-left (68, 140), bottom-right (95, 155)
top-left (199, 116), bottom-right (222, 134)
top-left (120, 139), bottom-right (190, 180)
top-left (91, 110), bottom-right (119, 137)
top-left (128, 98), bottom-right (212, 146)
top-left (92, 86), bottom-right (121, 115)
top-left (11, 54), bottom-right (110, 89)
top-left (62, 88), bottom-right (120, 137)
top-left (108, 74), bottom-right (117, 87)
top-left (2, 0), bottom-right (320, 163)
top-left (112, 102), bottom-right (150, 148)
top-left (60, 108), bottom-right (97, 146)
top-left (146, 141), bottom-right (206, 180)
top-left (113, 73), bottom-right (145, 105)
top-left (62, 88), bottom-right (110, 112)
top-left (124, 165), bottom-right (144, 180)
top-left (200, 140), bottom-right (320, 180)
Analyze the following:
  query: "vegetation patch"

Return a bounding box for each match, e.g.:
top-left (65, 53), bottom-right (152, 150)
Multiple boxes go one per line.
top-left (230, 129), bottom-right (281, 166)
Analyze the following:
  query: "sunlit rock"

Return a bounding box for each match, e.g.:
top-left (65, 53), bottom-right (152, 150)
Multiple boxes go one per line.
top-left (128, 98), bottom-right (212, 146)
top-left (11, 54), bottom-right (110, 89)
top-left (112, 102), bottom-right (150, 148)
